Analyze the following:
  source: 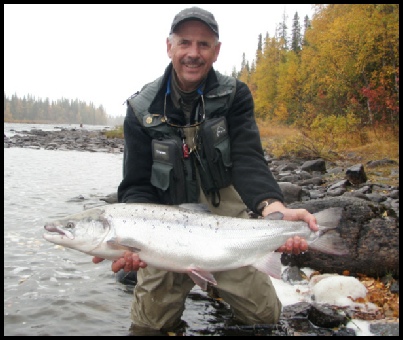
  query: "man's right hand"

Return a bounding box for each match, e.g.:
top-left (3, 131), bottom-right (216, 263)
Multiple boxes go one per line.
top-left (92, 251), bottom-right (147, 273)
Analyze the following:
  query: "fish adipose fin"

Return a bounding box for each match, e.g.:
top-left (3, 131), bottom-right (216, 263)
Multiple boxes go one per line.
top-left (254, 252), bottom-right (282, 279)
top-left (188, 270), bottom-right (217, 291)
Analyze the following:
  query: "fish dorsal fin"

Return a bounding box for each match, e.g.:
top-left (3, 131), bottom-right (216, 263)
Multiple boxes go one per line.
top-left (187, 270), bottom-right (217, 291)
top-left (178, 203), bottom-right (212, 214)
top-left (253, 252), bottom-right (282, 279)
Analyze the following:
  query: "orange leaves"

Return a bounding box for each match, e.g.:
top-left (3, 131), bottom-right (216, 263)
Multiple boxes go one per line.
top-left (309, 271), bottom-right (399, 320)
top-left (355, 274), bottom-right (399, 319)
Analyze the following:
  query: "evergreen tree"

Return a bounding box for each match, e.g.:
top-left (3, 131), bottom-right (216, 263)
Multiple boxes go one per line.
top-left (291, 12), bottom-right (302, 53)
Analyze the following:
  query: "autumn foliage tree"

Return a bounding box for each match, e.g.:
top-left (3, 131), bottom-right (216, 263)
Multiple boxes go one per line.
top-left (236, 4), bottom-right (399, 142)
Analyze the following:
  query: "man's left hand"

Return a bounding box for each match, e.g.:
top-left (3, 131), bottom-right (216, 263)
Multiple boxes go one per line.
top-left (261, 201), bottom-right (318, 255)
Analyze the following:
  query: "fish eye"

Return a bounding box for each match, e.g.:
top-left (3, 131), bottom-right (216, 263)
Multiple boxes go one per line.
top-left (66, 222), bottom-right (75, 229)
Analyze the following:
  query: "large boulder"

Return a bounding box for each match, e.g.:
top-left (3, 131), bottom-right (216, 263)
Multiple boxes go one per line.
top-left (282, 196), bottom-right (399, 279)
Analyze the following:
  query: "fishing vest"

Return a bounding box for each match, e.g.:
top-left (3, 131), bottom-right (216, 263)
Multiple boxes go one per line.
top-left (128, 72), bottom-right (236, 206)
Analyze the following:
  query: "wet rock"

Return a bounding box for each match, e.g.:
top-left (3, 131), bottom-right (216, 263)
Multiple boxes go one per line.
top-left (346, 163), bottom-right (367, 185)
top-left (366, 158), bottom-right (398, 168)
top-left (278, 182), bottom-right (302, 204)
top-left (370, 321), bottom-right (400, 336)
top-left (301, 158), bottom-right (327, 173)
top-left (100, 192), bottom-right (118, 204)
top-left (308, 303), bottom-right (349, 328)
top-left (4, 128), bottom-right (124, 153)
top-left (115, 269), bottom-right (137, 286)
top-left (281, 266), bottom-right (307, 285)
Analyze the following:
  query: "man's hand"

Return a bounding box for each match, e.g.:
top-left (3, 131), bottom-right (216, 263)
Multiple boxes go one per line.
top-left (262, 201), bottom-right (318, 255)
top-left (92, 251), bottom-right (147, 273)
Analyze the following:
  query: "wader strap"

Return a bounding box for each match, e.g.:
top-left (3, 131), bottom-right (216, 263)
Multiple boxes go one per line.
top-left (211, 190), bottom-right (221, 207)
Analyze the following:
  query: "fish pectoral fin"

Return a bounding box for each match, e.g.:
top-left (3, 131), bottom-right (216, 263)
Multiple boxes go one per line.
top-left (254, 252), bottom-right (282, 279)
top-left (106, 239), bottom-right (141, 253)
top-left (188, 270), bottom-right (217, 291)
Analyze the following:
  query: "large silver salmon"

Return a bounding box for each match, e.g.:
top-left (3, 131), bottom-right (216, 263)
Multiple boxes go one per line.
top-left (43, 203), bottom-right (349, 290)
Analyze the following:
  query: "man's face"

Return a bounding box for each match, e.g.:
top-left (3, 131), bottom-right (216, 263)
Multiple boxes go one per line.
top-left (167, 20), bottom-right (221, 92)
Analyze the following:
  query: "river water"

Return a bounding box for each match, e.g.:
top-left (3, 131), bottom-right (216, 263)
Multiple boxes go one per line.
top-left (4, 123), bottom-right (375, 336)
top-left (4, 123), bottom-right (234, 336)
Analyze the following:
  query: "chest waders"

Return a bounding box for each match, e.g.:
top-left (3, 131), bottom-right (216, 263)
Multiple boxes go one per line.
top-left (127, 74), bottom-right (281, 334)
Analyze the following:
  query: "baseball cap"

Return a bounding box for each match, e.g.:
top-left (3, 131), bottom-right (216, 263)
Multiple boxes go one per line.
top-left (170, 6), bottom-right (219, 38)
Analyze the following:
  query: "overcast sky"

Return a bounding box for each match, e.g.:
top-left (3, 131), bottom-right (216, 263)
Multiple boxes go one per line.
top-left (4, 4), bottom-right (313, 118)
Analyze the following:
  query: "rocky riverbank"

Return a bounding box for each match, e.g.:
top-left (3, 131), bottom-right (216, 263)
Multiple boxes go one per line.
top-left (4, 126), bottom-right (124, 153)
top-left (5, 126), bottom-right (399, 336)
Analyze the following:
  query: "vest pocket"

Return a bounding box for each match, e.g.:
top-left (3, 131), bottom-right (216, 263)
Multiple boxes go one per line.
top-left (150, 139), bottom-right (186, 204)
top-left (198, 117), bottom-right (232, 190)
top-left (150, 162), bottom-right (171, 191)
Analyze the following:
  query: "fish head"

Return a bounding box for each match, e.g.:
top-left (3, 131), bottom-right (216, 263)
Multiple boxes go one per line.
top-left (43, 207), bottom-right (111, 255)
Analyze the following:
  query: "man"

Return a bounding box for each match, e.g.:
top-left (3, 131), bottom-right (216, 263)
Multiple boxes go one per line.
top-left (93, 6), bottom-right (318, 334)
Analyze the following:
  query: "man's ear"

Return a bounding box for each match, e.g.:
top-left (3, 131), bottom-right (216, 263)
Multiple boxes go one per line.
top-left (213, 42), bottom-right (221, 63)
top-left (166, 37), bottom-right (173, 59)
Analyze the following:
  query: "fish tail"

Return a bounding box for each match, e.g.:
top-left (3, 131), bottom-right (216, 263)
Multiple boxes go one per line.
top-left (314, 207), bottom-right (343, 228)
top-left (309, 230), bottom-right (349, 255)
top-left (310, 207), bottom-right (349, 255)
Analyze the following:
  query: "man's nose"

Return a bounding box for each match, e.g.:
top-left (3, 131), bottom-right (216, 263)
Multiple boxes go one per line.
top-left (187, 43), bottom-right (200, 56)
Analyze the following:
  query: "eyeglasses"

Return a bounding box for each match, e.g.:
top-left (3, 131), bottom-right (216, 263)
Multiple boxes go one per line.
top-left (163, 92), bottom-right (206, 128)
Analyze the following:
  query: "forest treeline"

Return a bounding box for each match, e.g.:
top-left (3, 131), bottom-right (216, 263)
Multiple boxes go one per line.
top-left (4, 93), bottom-right (110, 125)
top-left (233, 4), bottom-right (398, 139)
top-left (4, 4), bottom-right (399, 140)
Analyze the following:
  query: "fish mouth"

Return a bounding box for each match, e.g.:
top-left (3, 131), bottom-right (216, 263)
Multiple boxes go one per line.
top-left (43, 225), bottom-right (74, 240)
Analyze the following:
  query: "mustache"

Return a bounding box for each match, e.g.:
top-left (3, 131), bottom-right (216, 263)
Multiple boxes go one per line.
top-left (181, 58), bottom-right (204, 66)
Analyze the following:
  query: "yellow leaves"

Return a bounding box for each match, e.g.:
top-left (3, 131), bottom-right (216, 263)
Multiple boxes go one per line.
top-left (273, 103), bottom-right (289, 123)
